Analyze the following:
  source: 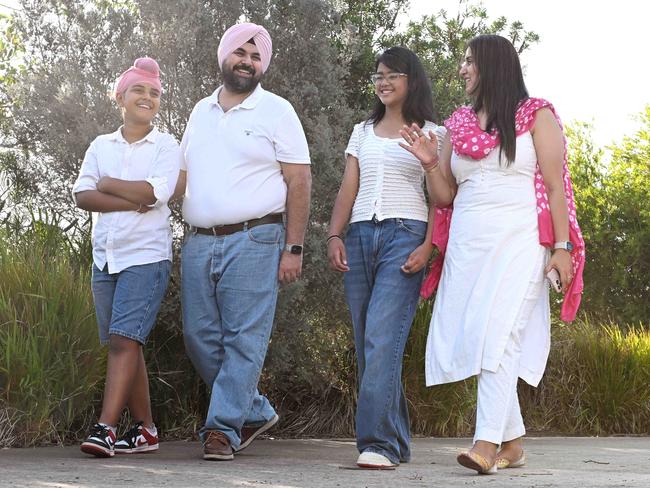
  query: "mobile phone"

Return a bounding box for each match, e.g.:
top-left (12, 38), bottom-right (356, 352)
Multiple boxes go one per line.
top-left (546, 268), bottom-right (562, 293)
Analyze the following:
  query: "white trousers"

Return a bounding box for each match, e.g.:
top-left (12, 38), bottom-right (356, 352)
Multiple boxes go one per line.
top-left (474, 330), bottom-right (526, 444)
top-left (473, 262), bottom-right (545, 445)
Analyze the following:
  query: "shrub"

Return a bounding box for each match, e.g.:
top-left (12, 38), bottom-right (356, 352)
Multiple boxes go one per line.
top-left (0, 223), bottom-right (103, 446)
top-left (523, 319), bottom-right (650, 435)
top-left (404, 304), bottom-right (650, 437)
top-left (404, 304), bottom-right (476, 437)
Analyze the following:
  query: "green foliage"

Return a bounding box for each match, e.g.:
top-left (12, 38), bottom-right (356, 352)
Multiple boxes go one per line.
top-left (600, 110), bottom-right (650, 322)
top-left (0, 13), bottom-right (23, 84)
top-left (405, 305), bottom-right (650, 437)
top-left (566, 112), bottom-right (650, 324)
top-left (331, 0), bottom-right (410, 111)
top-left (0, 12), bottom-right (25, 134)
top-left (522, 319), bottom-right (650, 435)
top-left (1, 0), bottom-right (647, 446)
top-left (573, 322), bottom-right (650, 433)
top-left (404, 305), bottom-right (476, 437)
top-left (382, 0), bottom-right (539, 121)
top-left (0, 217), bottom-right (101, 447)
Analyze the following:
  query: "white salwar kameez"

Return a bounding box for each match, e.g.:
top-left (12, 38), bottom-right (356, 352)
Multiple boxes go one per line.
top-left (425, 132), bottom-right (551, 445)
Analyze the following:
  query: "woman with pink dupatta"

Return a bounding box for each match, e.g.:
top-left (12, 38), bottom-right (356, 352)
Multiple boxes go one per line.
top-left (400, 34), bottom-right (584, 475)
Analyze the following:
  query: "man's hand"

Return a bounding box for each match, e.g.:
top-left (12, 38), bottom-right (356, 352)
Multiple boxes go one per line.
top-left (278, 252), bottom-right (302, 284)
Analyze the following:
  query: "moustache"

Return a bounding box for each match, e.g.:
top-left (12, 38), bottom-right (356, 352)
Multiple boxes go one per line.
top-left (233, 64), bottom-right (255, 75)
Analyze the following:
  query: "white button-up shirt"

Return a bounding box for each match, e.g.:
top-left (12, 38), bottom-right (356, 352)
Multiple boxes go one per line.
top-left (180, 84), bottom-right (310, 228)
top-left (72, 127), bottom-right (181, 273)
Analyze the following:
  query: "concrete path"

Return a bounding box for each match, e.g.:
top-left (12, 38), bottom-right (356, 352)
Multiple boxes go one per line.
top-left (1, 437), bottom-right (649, 487)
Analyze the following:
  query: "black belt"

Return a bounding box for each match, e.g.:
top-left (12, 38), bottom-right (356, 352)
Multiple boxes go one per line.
top-left (191, 213), bottom-right (283, 237)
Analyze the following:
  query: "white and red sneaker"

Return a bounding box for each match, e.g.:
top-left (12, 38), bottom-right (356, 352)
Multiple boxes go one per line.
top-left (81, 423), bottom-right (116, 458)
top-left (114, 422), bottom-right (159, 454)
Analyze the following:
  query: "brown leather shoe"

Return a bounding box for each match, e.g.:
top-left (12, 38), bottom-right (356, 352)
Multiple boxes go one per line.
top-left (203, 431), bottom-right (233, 460)
top-left (235, 414), bottom-right (279, 452)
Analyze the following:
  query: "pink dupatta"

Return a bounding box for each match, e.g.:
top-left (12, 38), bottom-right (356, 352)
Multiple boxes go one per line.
top-left (420, 98), bottom-right (585, 322)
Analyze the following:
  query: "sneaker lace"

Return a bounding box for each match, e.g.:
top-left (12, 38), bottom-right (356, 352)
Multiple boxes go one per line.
top-left (92, 423), bottom-right (112, 438)
top-left (121, 421), bottom-right (144, 448)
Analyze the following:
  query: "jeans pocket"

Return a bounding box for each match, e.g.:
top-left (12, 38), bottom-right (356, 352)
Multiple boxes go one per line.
top-left (397, 219), bottom-right (427, 238)
top-left (346, 221), bottom-right (363, 240)
top-left (182, 229), bottom-right (194, 248)
top-left (158, 259), bottom-right (172, 285)
top-left (248, 223), bottom-right (282, 244)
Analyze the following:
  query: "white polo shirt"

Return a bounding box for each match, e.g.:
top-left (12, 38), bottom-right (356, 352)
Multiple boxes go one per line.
top-left (72, 127), bottom-right (181, 273)
top-left (180, 84), bottom-right (310, 228)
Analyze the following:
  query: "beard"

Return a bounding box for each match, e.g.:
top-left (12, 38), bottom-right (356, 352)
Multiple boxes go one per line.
top-left (222, 63), bottom-right (262, 94)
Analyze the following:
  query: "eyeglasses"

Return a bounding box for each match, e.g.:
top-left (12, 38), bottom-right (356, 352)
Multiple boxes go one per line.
top-left (370, 73), bottom-right (407, 84)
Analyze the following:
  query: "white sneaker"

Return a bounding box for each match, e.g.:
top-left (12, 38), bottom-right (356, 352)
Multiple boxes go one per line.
top-left (356, 451), bottom-right (398, 468)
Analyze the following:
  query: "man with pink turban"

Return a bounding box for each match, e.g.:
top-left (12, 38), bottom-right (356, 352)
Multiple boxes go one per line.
top-left (175, 22), bottom-right (312, 461)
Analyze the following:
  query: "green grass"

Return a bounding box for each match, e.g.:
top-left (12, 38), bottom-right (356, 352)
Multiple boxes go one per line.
top-left (1, 221), bottom-right (648, 445)
top-left (404, 303), bottom-right (650, 437)
top-left (523, 320), bottom-right (650, 435)
top-left (0, 226), bottom-right (104, 446)
top-left (403, 305), bottom-right (476, 437)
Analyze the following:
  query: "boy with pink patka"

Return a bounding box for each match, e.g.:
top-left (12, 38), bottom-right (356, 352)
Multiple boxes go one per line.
top-left (74, 57), bottom-right (180, 458)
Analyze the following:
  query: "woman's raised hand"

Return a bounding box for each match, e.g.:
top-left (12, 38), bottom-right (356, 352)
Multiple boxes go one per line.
top-left (399, 123), bottom-right (439, 172)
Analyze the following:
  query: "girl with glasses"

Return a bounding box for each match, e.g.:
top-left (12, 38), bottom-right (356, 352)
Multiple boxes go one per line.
top-left (327, 46), bottom-right (445, 469)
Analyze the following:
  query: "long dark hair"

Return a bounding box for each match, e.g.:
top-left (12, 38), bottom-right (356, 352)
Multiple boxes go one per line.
top-left (367, 46), bottom-right (434, 128)
top-left (467, 34), bottom-right (529, 163)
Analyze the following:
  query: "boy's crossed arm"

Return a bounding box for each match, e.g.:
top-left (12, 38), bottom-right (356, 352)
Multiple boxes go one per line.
top-left (75, 178), bottom-right (156, 213)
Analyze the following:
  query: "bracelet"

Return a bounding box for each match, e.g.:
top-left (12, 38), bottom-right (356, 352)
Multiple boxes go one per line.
top-left (327, 234), bottom-right (342, 244)
top-left (425, 164), bottom-right (440, 175)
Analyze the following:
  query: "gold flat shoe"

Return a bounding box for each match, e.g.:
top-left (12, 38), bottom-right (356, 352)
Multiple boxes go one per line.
top-left (496, 452), bottom-right (526, 469)
top-left (457, 450), bottom-right (497, 474)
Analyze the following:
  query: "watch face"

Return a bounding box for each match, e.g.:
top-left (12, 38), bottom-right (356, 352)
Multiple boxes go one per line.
top-left (289, 245), bottom-right (303, 255)
top-left (567, 241), bottom-right (574, 252)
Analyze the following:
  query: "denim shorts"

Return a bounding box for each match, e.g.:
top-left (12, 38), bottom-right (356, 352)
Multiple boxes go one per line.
top-left (91, 260), bottom-right (172, 345)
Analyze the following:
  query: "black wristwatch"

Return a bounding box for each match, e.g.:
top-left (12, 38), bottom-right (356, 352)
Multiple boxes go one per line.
top-left (284, 244), bottom-right (303, 255)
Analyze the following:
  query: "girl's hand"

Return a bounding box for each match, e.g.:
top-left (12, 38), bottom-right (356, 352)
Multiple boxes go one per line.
top-left (545, 249), bottom-right (573, 293)
top-left (327, 237), bottom-right (349, 272)
top-left (401, 243), bottom-right (433, 274)
top-left (399, 123), bottom-right (439, 171)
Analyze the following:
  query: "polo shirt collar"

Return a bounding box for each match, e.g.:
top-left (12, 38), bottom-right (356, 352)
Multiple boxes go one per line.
top-left (209, 83), bottom-right (266, 111)
top-left (109, 126), bottom-right (159, 144)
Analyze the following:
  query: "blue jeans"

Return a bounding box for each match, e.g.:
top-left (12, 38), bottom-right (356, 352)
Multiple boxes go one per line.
top-left (181, 223), bottom-right (284, 448)
top-left (344, 218), bottom-right (427, 464)
top-left (91, 260), bottom-right (171, 345)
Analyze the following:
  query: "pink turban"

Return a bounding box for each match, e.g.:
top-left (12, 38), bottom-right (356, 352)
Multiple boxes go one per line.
top-left (217, 23), bottom-right (273, 74)
top-left (114, 57), bottom-right (162, 96)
